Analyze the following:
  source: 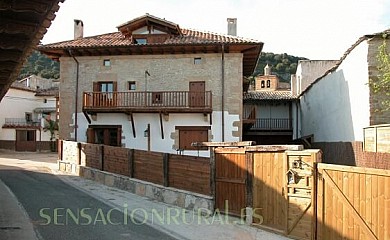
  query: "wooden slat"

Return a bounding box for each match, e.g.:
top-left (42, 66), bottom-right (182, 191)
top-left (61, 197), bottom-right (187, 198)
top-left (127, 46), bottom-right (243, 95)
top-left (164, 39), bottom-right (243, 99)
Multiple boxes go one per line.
top-left (322, 170), bottom-right (377, 240)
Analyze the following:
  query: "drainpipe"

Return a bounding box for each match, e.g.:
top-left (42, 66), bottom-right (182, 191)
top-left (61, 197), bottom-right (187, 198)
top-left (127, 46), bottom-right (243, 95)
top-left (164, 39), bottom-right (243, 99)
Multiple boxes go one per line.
top-left (68, 49), bottom-right (80, 142)
top-left (221, 43), bottom-right (225, 142)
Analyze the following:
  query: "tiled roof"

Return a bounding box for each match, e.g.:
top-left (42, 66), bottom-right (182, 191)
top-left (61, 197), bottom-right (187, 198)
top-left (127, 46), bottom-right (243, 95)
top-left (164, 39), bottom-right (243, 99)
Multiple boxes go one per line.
top-left (244, 91), bottom-right (297, 101)
top-left (10, 82), bottom-right (35, 92)
top-left (40, 29), bottom-right (261, 50)
top-left (35, 87), bottom-right (59, 96)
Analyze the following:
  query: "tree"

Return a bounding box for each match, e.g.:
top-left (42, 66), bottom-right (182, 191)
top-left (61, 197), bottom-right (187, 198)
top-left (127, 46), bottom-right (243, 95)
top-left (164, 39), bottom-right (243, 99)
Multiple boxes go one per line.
top-left (43, 116), bottom-right (59, 152)
top-left (370, 34), bottom-right (390, 111)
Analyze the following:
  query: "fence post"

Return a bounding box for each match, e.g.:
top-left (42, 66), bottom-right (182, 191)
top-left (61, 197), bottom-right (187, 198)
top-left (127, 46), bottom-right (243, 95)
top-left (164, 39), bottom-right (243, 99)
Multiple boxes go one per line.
top-left (128, 149), bottom-right (134, 178)
top-left (100, 145), bottom-right (105, 171)
top-left (312, 162), bottom-right (318, 240)
top-left (163, 153), bottom-right (169, 187)
top-left (210, 147), bottom-right (216, 198)
top-left (77, 142), bottom-right (82, 165)
top-left (58, 140), bottom-right (63, 161)
top-left (246, 152), bottom-right (254, 208)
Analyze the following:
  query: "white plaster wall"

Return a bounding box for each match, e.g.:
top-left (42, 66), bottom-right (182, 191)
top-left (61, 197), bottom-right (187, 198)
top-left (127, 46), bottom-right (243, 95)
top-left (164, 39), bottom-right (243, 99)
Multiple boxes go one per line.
top-left (0, 88), bottom-right (56, 141)
top-left (74, 110), bottom-right (239, 157)
top-left (299, 41), bottom-right (370, 142)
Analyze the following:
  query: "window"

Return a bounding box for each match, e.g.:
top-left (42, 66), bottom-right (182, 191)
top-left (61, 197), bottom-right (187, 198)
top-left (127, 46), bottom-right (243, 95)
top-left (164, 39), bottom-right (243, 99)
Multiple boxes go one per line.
top-left (25, 112), bottom-right (32, 122)
top-left (267, 80), bottom-right (271, 88)
top-left (176, 126), bottom-right (210, 150)
top-left (99, 82), bottom-right (114, 92)
top-left (194, 57), bottom-right (202, 65)
top-left (152, 92), bottom-right (163, 104)
top-left (103, 59), bottom-right (111, 67)
top-left (87, 125), bottom-right (121, 146)
top-left (128, 81), bottom-right (136, 91)
top-left (261, 80), bottom-right (265, 88)
top-left (134, 38), bottom-right (147, 44)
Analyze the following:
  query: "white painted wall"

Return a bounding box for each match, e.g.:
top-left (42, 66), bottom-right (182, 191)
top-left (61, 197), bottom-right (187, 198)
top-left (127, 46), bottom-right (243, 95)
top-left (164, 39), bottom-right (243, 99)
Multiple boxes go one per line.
top-left (0, 88), bottom-right (56, 142)
top-left (299, 40), bottom-right (370, 142)
top-left (74, 110), bottom-right (239, 157)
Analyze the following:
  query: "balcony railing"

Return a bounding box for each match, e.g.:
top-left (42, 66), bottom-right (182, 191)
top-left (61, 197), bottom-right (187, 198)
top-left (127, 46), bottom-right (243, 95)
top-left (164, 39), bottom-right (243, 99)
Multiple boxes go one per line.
top-left (3, 118), bottom-right (41, 128)
top-left (83, 91), bottom-right (212, 113)
top-left (251, 118), bottom-right (292, 130)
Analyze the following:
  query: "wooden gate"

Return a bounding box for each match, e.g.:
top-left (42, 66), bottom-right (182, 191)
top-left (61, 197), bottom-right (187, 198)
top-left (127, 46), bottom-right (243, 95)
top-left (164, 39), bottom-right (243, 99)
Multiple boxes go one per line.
top-left (215, 147), bottom-right (248, 216)
top-left (15, 130), bottom-right (36, 152)
top-left (317, 164), bottom-right (390, 240)
top-left (252, 149), bottom-right (321, 239)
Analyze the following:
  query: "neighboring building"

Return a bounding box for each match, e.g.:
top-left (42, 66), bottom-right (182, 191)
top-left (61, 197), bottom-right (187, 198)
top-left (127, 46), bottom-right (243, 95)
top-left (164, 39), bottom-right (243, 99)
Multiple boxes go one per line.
top-left (243, 64), bottom-right (297, 144)
top-left (293, 29), bottom-right (390, 165)
top-left (0, 78), bottom-right (58, 151)
top-left (38, 14), bottom-right (263, 156)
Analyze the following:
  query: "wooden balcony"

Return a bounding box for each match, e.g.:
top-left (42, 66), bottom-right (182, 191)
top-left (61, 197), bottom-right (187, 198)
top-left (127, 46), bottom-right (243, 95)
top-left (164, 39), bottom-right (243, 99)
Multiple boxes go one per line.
top-left (83, 91), bottom-right (213, 114)
top-left (250, 118), bottom-right (293, 131)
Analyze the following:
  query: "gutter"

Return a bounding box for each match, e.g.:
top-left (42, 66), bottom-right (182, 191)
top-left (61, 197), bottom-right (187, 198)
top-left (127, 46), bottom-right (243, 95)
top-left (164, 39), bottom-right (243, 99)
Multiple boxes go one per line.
top-left (67, 49), bottom-right (80, 141)
top-left (221, 43), bottom-right (225, 142)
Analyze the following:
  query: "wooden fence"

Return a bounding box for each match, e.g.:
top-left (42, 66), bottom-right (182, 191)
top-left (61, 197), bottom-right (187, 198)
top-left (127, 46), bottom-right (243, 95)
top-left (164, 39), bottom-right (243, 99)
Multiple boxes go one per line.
top-left (60, 140), bottom-right (211, 195)
top-left (317, 163), bottom-right (390, 240)
top-left (214, 146), bottom-right (390, 240)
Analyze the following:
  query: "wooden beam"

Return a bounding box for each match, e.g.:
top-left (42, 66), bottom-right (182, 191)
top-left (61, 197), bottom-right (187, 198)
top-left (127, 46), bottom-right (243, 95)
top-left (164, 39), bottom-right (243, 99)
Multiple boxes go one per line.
top-left (82, 111), bottom-right (91, 124)
top-left (191, 141), bottom-right (255, 147)
top-left (128, 112), bottom-right (136, 138)
top-left (159, 112), bottom-right (164, 139)
top-left (245, 145), bottom-right (304, 152)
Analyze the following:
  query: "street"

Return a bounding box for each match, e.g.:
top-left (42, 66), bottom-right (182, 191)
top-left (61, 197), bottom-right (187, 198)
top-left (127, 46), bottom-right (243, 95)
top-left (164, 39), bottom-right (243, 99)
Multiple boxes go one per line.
top-left (0, 152), bottom-right (176, 240)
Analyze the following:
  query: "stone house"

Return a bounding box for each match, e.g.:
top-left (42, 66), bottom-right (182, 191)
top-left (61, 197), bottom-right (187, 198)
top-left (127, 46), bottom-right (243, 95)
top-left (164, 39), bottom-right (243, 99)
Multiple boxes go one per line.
top-left (38, 14), bottom-right (263, 156)
top-left (0, 78), bottom-right (58, 151)
top-left (292, 29), bottom-right (390, 165)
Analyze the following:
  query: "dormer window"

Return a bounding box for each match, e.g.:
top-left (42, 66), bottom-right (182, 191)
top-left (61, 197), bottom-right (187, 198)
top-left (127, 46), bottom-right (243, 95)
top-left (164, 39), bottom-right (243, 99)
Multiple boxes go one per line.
top-left (267, 80), bottom-right (271, 88)
top-left (261, 80), bottom-right (265, 88)
top-left (134, 38), bottom-right (147, 44)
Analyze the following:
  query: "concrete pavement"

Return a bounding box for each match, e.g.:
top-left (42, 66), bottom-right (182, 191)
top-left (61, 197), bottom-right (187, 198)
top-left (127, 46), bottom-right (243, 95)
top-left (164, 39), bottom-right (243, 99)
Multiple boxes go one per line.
top-left (0, 150), bottom-right (291, 240)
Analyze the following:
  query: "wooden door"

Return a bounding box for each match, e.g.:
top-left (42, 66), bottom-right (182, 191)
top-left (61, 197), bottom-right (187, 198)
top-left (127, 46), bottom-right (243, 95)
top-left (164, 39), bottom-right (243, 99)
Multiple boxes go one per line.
top-left (215, 148), bottom-right (247, 216)
top-left (285, 153), bottom-right (316, 240)
top-left (189, 81), bottom-right (205, 107)
top-left (16, 130), bottom-right (36, 152)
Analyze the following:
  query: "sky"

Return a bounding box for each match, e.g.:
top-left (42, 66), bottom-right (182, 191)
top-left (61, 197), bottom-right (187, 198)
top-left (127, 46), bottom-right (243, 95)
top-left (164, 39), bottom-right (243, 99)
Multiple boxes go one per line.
top-left (42, 0), bottom-right (390, 60)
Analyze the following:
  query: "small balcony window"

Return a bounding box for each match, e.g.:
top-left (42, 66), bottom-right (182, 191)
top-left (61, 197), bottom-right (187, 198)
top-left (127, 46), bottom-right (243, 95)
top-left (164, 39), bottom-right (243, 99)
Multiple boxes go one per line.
top-left (128, 81), bottom-right (136, 91)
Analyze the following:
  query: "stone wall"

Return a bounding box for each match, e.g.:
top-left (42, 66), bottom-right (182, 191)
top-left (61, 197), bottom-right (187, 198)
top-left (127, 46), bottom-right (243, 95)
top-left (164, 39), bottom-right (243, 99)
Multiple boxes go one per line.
top-left (58, 53), bottom-right (243, 141)
top-left (368, 36), bottom-right (390, 125)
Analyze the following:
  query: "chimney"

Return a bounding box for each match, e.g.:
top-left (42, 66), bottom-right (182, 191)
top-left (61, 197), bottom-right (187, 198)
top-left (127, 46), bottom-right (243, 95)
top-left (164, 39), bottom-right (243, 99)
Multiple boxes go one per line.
top-left (264, 64), bottom-right (271, 76)
top-left (74, 19), bottom-right (84, 40)
top-left (227, 18), bottom-right (237, 36)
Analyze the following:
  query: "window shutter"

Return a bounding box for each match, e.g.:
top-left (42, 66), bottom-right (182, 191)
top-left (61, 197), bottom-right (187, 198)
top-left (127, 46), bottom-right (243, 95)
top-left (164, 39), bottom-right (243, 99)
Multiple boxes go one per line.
top-left (117, 127), bottom-right (122, 146)
top-left (86, 128), bottom-right (95, 143)
top-left (113, 81), bottom-right (117, 92)
top-left (93, 82), bottom-right (99, 92)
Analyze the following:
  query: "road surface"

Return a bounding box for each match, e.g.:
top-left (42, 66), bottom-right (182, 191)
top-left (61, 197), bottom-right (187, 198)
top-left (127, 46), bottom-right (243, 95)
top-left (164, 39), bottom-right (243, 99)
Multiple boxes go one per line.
top-left (0, 163), bottom-right (176, 240)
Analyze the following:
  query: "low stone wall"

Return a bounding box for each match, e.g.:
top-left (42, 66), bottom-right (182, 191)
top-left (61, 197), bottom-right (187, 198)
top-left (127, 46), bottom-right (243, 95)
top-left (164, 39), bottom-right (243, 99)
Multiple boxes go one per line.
top-left (58, 161), bottom-right (213, 212)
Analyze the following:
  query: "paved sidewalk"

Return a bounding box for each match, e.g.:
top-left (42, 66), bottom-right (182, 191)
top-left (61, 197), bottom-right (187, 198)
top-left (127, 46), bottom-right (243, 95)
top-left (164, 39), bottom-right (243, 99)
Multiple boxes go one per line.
top-left (0, 151), bottom-right (291, 240)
